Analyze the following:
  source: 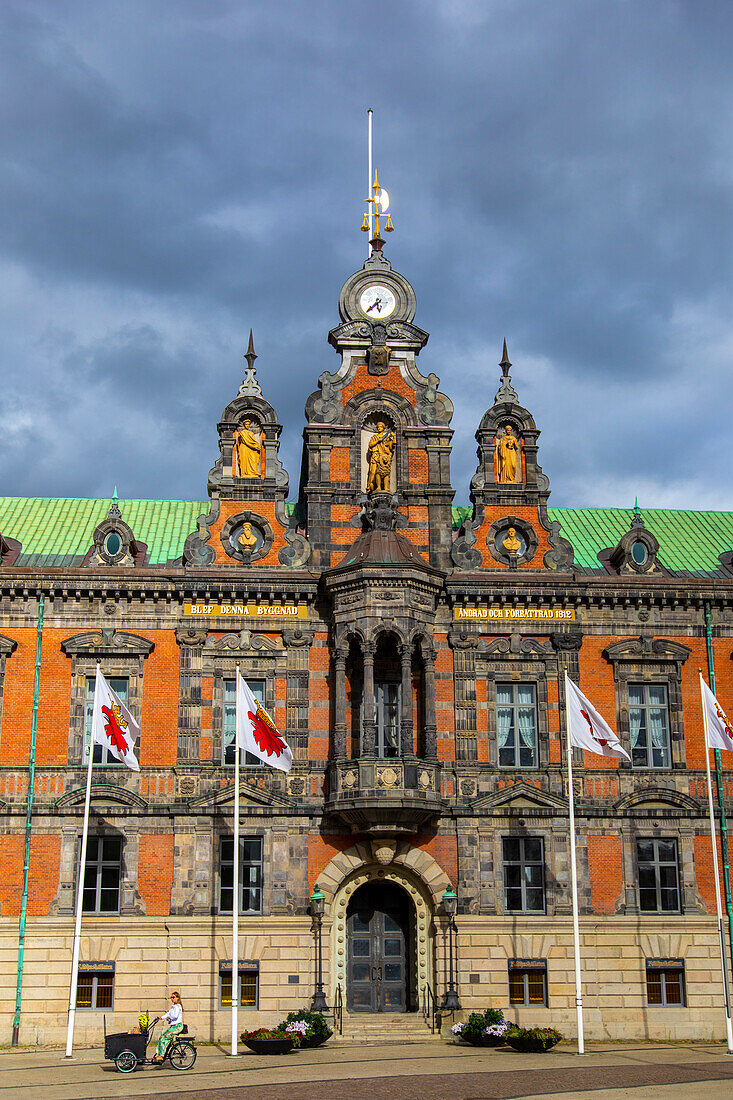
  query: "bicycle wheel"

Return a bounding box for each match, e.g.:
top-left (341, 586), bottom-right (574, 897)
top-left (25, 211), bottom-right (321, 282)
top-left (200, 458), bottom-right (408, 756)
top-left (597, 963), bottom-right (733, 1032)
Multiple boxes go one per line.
top-left (169, 1041), bottom-right (197, 1070)
top-left (115, 1050), bottom-right (137, 1073)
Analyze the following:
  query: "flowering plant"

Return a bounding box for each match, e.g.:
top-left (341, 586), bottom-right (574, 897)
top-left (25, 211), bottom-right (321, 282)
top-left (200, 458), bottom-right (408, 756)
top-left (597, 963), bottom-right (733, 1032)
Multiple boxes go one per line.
top-left (483, 1020), bottom-right (511, 1038)
top-left (504, 1026), bottom-right (564, 1052)
top-left (450, 1022), bottom-right (463, 1036)
top-left (277, 1009), bottom-right (333, 1047)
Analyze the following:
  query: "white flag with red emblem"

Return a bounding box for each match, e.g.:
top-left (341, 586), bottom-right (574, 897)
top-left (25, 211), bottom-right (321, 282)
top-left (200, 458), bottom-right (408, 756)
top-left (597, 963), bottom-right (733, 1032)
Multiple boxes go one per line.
top-left (91, 667), bottom-right (140, 771)
top-left (565, 673), bottom-right (630, 760)
top-left (700, 675), bottom-right (733, 752)
top-left (236, 670), bottom-right (292, 773)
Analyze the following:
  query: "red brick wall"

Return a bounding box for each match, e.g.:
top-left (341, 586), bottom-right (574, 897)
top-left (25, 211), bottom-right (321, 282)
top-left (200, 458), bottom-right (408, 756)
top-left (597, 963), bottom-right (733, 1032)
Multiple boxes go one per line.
top-left (139, 632), bottom-right (180, 767)
top-left (138, 834), bottom-right (175, 915)
top-left (693, 834), bottom-right (733, 914)
top-left (586, 835), bottom-right (624, 914)
top-left (0, 834), bottom-right (61, 917)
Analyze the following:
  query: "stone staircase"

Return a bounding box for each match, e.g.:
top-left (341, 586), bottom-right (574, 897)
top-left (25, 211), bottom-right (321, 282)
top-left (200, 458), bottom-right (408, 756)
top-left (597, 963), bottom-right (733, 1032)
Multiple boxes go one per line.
top-left (336, 1012), bottom-right (443, 1043)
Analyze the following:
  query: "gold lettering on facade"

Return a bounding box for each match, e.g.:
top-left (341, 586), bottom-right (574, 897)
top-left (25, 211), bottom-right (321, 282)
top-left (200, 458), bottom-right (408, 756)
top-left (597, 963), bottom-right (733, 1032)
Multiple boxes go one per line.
top-left (454, 607), bottom-right (576, 621)
top-left (184, 603), bottom-right (308, 618)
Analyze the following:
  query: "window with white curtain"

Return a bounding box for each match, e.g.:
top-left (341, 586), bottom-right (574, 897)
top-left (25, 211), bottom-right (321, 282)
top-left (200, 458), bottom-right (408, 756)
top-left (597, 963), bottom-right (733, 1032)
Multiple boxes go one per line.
top-left (222, 678), bottom-right (265, 766)
top-left (496, 682), bottom-right (538, 768)
top-left (629, 683), bottom-right (671, 768)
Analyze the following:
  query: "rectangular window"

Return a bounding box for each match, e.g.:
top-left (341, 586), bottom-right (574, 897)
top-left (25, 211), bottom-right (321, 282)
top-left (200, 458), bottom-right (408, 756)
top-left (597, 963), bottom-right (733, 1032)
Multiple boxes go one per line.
top-left (646, 960), bottom-right (685, 1005)
top-left (85, 676), bottom-right (129, 764)
top-left (375, 681), bottom-right (401, 758)
top-left (629, 683), bottom-right (671, 768)
top-left (219, 961), bottom-right (259, 1008)
top-left (508, 960), bottom-right (548, 1006)
top-left (637, 839), bottom-right (681, 913)
top-left (219, 836), bottom-right (263, 914)
top-left (82, 836), bottom-right (122, 914)
top-left (497, 682), bottom-right (538, 768)
top-left (76, 962), bottom-right (115, 1009)
top-left (223, 678), bottom-right (265, 766)
top-left (503, 837), bottom-right (545, 913)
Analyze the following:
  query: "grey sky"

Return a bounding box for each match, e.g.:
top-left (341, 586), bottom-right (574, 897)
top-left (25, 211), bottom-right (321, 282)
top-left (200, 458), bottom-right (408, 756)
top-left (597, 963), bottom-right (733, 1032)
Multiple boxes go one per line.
top-left (1, 0), bottom-right (731, 510)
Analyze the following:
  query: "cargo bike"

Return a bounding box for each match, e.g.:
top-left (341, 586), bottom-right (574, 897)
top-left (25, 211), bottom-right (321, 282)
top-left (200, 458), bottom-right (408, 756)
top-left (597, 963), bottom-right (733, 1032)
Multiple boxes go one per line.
top-left (104, 1013), bottom-right (197, 1072)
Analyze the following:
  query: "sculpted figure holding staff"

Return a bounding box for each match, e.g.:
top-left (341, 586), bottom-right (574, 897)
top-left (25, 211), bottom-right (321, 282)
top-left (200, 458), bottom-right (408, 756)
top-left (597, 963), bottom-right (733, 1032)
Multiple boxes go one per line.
top-left (233, 419), bottom-right (261, 478)
top-left (496, 424), bottom-right (519, 483)
top-left (366, 421), bottom-right (396, 493)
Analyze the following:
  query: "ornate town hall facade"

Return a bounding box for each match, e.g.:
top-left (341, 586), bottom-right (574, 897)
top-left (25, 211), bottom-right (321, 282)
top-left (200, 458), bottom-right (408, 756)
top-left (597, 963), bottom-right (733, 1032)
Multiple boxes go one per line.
top-left (1, 236), bottom-right (733, 1044)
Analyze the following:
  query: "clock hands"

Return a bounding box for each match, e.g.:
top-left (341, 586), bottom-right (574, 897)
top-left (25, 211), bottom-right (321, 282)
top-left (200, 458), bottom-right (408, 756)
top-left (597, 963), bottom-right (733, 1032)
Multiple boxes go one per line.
top-left (365, 297), bottom-right (383, 314)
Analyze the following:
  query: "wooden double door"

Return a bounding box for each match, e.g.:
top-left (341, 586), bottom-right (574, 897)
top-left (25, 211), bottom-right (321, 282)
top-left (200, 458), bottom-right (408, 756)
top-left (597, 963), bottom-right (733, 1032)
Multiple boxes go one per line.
top-left (346, 882), bottom-right (410, 1012)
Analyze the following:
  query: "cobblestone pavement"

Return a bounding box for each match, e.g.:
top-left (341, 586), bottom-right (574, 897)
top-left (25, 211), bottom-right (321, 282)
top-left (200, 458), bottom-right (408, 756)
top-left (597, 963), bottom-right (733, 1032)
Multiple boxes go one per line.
top-left (0, 1041), bottom-right (731, 1100)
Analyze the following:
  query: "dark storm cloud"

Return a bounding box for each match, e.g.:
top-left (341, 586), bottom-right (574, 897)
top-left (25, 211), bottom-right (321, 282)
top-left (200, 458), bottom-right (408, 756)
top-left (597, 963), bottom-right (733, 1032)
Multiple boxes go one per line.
top-left (1, 0), bottom-right (732, 509)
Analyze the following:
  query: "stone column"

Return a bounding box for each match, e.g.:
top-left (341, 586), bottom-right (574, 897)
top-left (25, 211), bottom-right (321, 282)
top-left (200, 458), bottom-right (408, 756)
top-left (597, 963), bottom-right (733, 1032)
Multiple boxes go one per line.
top-left (333, 647), bottom-right (347, 760)
top-left (400, 643), bottom-right (414, 757)
top-left (423, 648), bottom-right (438, 761)
top-left (362, 641), bottom-right (377, 757)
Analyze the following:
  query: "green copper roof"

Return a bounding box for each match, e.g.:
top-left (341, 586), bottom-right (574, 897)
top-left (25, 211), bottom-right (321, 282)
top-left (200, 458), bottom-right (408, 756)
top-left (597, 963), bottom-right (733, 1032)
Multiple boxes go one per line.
top-left (548, 507), bottom-right (733, 576)
top-left (1, 499), bottom-right (731, 575)
top-left (0, 498), bottom-right (209, 567)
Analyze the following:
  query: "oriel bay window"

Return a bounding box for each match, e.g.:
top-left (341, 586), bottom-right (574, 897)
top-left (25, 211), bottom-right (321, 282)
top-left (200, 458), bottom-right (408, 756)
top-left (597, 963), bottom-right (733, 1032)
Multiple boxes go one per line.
top-left (629, 683), bottom-right (671, 768)
top-left (219, 836), bottom-right (263, 914)
top-left (497, 682), bottom-right (538, 768)
top-left (223, 678), bottom-right (265, 765)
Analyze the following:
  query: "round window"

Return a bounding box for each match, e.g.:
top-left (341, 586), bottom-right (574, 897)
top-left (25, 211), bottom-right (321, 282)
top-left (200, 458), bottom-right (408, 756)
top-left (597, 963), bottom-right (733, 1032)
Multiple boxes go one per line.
top-left (631, 540), bottom-right (648, 565)
top-left (104, 531), bottom-right (122, 557)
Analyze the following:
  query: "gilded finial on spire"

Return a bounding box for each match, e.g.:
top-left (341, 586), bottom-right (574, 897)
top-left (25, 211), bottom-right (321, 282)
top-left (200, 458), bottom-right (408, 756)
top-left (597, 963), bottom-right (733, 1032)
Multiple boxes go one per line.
top-left (494, 338), bottom-right (519, 404)
top-left (361, 168), bottom-right (394, 249)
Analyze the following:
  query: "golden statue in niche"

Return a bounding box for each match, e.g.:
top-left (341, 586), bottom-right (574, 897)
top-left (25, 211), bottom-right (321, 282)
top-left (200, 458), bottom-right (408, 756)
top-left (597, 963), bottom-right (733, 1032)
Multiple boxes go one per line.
top-left (366, 421), bottom-right (396, 492)
top-left (233, 419), bottom-right (262, 478)
top-left (496, 424), bottom-right (519, 483)
top-left (502, 526), bottom-right (522, 555)
top-left (238, 521), bottom-right (259, 553)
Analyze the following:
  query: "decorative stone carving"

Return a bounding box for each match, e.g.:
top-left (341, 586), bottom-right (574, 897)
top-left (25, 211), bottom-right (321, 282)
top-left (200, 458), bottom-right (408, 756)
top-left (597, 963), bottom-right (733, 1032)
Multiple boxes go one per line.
top-left (370, 839), bottom-right (397, 865)
top-left (368, 344), bottom-right (391, 375)
top-left (377, 766), bottom-right (399, 788)
top-left (278, 529), bottom-right (311, 567)
top-left (61, 631), bottom-right (154, 657)
top-left (86, 501), bottom-right (145, 568)
top-left (175, 628), bottom-right (208, 647)
top-left (450, 519), bottom-right (482, 570)
top-left (282, 628), bottom-right (314, 647)
top-left (487, 515), bottom-right (538, 567)
top-left (220, 511), bottom-right (274, 565)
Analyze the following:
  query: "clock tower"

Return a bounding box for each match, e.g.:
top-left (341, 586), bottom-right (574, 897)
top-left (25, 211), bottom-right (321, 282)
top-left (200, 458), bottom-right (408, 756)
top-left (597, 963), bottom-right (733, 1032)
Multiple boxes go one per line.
top-left (298, 230), bottom-right (455, 571)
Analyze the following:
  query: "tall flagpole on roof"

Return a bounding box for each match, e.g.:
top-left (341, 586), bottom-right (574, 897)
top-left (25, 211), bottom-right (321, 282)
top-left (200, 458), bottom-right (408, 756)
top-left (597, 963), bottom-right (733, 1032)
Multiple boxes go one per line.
top-left (367, 108), bottom-right (373, 254)
top-left (699, 670), bottom-right (733, 1053)
top-left (65, 663), bottom-right (99, 1057)
top-left (563, 669), bottom-right (585, 1055)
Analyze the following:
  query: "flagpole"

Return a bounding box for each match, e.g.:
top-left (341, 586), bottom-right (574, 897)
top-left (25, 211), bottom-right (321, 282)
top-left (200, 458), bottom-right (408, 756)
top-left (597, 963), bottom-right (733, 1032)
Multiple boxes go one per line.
top-left (231, 665), bottom-right (241, 1057)
top-left (699, 671), bottom-right (733, 1053)
top-left (65, 663), bottom-right (98, 1057)
top-left (564, 670), bottom-right (585, 1055)
top-left (367, 107), bottom-right (373, 252)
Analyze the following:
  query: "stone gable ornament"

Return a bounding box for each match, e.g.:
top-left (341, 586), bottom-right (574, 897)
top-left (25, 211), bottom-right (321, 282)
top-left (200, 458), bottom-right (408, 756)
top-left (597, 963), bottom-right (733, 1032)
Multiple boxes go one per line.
top-left (368, 344), bottom-right (391, 375)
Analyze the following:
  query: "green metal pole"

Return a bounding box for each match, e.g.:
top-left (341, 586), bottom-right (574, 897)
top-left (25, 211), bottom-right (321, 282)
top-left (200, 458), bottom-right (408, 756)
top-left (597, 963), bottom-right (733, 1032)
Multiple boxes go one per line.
top-left (11, 590), bottom-right (44, 1046)
top-left (705, 601), bottom-right (733, 986)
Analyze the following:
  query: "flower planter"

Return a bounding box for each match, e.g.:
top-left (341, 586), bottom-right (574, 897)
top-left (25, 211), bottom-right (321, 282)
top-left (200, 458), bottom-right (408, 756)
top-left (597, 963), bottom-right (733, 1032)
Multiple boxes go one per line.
top-left (299, 1033), bottom-right (330, 1049)
top-left (243, 1037), bottom-right (294, 1055)
top-left (505, 1030), bottom-right (562, 1053)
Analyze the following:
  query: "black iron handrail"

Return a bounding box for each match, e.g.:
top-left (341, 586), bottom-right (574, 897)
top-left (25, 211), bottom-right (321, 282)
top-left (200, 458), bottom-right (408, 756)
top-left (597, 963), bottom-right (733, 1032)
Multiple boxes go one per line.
top-left (334, 984), bottom-right (343, 1035)
top-left (421, 981), bottom-right (436, 1033)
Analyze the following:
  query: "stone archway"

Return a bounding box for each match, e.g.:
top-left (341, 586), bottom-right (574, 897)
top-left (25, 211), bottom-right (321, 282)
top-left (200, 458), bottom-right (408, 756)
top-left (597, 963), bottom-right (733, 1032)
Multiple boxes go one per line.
top-left (314, 839), bottom-right (452, 1010)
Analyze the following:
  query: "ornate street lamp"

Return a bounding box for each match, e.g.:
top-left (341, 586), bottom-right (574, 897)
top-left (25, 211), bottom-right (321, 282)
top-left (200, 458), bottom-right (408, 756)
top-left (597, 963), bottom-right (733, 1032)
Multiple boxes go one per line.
top-left (440, 888), bottom-right (462, 1011)
top-left (310, 887), bottom-right (329, 1012)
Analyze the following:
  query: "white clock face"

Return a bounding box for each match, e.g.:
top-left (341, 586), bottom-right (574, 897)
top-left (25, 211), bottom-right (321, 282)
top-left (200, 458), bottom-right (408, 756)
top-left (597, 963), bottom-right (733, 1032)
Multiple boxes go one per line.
top-left (359, 284), bottom-right (396, 319)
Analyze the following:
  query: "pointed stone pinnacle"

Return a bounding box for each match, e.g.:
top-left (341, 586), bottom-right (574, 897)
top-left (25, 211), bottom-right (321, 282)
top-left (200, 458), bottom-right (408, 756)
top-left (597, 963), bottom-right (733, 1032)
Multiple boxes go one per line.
top-left (109, 486), bottom-right (121, 519)
top-left (244, 329), bottom-right (258, 372)
top-left (632, 497), bottom-right (644, 529)
top-left (494, 338), bottom-right (518, 405)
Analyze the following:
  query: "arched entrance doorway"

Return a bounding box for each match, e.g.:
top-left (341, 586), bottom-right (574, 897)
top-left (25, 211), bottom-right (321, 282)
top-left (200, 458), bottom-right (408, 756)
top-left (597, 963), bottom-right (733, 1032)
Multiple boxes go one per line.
top-left (346, 881), bottom-right (411, 1012)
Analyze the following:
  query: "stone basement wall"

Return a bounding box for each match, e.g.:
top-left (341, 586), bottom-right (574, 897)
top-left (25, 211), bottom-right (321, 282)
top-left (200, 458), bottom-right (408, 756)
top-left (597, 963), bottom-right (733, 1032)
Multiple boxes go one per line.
top-left (0, 913), bottom-right (728, 1045)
